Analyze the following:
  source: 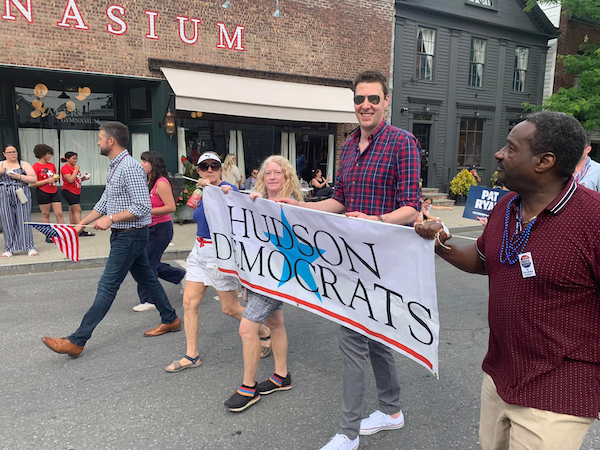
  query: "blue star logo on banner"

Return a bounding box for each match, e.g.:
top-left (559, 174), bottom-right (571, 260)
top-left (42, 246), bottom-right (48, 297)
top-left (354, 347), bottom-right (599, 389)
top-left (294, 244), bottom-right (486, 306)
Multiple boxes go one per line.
top-left (265, 209), bottom-right (324, 301)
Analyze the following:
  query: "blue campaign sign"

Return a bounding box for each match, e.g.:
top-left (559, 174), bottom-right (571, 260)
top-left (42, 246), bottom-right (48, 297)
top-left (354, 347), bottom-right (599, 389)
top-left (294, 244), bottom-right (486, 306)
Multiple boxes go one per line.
top-left (462, 186), bottom-right (510, 221)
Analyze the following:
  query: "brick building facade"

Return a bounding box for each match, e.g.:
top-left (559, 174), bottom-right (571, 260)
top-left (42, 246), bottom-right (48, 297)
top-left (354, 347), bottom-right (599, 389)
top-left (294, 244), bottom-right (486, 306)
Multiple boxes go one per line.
top-left (0, 0), bottom-right (394, 207)
top-left (553, 15), bottom-right (600, 93)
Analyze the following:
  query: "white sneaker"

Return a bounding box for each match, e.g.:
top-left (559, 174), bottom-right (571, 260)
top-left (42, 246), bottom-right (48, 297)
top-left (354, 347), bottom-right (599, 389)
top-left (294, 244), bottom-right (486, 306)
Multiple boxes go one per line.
top-left (320, 434), bottom-right (359, 450)
top-left (359, 410), bottom-right (405, 436)
top-left (133, 302), bottom-right (157, 312)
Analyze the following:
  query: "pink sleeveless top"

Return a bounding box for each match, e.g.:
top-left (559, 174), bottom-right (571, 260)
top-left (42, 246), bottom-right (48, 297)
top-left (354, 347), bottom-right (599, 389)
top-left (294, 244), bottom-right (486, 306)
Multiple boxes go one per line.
top-left (150, 177), bottom-right (173, 226)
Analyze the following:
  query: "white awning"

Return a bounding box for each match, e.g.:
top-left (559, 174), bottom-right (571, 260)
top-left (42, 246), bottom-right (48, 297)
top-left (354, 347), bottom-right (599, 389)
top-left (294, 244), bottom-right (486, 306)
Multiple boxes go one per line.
top-left (161, 67), bottom-right (358, 124)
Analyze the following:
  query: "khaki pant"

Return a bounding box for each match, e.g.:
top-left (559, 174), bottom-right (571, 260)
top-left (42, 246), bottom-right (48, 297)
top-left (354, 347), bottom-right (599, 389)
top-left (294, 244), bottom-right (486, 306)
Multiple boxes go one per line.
top-left (479, 374), bottom-right (594, 450)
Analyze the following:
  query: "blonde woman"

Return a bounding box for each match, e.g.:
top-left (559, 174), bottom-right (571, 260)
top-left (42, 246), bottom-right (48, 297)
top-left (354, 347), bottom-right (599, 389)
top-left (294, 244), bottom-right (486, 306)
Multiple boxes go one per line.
top-left (222, 153), bottom-right (242, 188)
top-left (223, 154), bottom-right (302, 412)
top-left (252, 155), bottom-right (303, 202)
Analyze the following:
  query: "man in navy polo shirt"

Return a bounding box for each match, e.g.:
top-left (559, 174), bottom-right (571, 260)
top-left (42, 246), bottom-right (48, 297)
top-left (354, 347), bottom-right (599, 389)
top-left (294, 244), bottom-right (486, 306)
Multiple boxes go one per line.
top-left (417, 111), bottom-right (600, 450)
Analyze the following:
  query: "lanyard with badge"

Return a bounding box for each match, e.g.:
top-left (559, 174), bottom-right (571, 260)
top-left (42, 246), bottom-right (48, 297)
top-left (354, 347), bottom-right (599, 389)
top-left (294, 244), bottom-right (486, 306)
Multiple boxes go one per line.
top-left (499, 196), bottom-right (537, 278)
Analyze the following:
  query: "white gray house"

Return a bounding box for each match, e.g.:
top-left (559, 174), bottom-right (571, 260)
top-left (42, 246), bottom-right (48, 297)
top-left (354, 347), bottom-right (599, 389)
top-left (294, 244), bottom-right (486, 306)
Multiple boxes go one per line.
top-left (391, 0), bottom-right (558, 190)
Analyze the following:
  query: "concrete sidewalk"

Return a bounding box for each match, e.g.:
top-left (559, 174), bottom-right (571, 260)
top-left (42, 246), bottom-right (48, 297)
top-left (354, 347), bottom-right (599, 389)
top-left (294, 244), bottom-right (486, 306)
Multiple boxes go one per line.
top-left (0, 206), bottom-right (482, 276)
top-left (0, 211), bottom-right (197, 276)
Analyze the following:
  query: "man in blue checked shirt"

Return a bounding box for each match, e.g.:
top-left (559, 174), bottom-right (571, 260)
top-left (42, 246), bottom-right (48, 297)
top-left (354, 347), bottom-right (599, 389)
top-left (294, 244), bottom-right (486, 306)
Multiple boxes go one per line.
top-left (280, 71), bottom-right (422, 450)
top-left (42, 122), bottom-right (180, 357)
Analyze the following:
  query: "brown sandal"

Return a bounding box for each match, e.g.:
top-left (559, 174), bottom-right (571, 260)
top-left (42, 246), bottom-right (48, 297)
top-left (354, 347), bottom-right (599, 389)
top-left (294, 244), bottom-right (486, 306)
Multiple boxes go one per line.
top-left (260, 335), bottom-right (272, 358)
top-left (165, 354), bottom-right (202, 373)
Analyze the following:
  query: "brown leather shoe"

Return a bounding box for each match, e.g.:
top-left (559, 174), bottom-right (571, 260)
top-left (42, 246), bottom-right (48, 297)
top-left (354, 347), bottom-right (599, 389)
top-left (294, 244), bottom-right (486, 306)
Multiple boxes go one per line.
top-left (143, 317), bottom-right (181, 337)
top-left (41, 337), bottom-right (84, 357)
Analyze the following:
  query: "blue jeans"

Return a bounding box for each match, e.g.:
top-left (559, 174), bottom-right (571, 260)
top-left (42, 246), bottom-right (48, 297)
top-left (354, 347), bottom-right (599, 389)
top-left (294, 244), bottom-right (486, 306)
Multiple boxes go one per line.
top-left (68, 227), bottom-right (178, 346)
top-left (138, 221), bottom-right (186, 304)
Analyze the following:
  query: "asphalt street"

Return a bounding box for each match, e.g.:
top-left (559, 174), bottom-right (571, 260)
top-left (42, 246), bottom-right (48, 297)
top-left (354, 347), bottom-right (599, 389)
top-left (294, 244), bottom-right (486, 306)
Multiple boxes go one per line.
top-left (1, 231), bottom-right (598, 450)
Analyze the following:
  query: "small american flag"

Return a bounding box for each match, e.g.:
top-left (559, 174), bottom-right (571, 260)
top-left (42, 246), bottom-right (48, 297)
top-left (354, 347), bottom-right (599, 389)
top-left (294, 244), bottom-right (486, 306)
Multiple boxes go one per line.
top-left (30, 224), bottom-right (79, 262)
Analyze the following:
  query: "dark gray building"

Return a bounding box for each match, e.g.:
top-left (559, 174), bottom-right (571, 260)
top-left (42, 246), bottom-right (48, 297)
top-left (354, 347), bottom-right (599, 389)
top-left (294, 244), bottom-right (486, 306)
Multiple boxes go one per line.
top-left (392, 0), bottom-right (558, 190)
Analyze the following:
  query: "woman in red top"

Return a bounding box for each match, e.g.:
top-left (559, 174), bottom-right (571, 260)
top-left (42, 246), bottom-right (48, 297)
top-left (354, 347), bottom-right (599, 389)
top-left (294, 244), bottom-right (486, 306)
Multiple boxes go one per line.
top-left (60, 151), bottom-right (93, 236)
top-left (31, 144), bottom-right (64, 235)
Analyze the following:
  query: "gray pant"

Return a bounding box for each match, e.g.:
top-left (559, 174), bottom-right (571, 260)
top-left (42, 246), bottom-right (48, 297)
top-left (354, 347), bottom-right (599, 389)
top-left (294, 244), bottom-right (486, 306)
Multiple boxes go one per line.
top-left (337, 325), bottom-right (402, 440)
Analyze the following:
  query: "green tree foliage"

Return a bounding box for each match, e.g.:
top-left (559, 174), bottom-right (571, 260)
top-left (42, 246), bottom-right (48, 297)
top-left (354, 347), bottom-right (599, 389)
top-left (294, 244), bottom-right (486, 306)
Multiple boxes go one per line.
top-left (524, 0), bottom-right (600, 130)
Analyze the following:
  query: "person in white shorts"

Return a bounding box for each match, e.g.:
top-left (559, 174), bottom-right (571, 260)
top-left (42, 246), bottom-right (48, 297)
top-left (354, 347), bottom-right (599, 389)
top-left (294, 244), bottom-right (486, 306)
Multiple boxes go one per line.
top-left (223, 155), bottom-right (304, 412)
top-left (165, 152), bottom-right (271, 373)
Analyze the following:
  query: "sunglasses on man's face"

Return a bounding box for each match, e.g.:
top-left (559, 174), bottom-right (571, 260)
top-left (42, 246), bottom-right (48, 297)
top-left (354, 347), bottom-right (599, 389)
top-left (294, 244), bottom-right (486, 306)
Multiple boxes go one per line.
top-left (353, 95), bottom-right (381, 105)
top-left (198, 162), bottom-right (221, 171)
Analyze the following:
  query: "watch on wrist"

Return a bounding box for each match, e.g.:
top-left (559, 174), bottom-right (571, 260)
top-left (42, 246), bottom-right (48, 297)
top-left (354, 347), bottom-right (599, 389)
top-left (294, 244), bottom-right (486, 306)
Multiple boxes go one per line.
top-left (376, 215), bottom-right (384, 223)
top-left (109, 215), bottom-right (114, 224)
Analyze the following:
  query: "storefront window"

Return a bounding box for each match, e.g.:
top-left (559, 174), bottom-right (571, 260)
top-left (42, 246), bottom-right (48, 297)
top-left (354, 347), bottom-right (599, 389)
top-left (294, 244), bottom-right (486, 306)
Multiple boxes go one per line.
top-left (180, 117), bottom-right (277, 180)
top-left (15, 85), bottom-right (114, 127)
top-left (128, 87), bottom-right (152, 120)
top-left (15, 84), bottom-right (115, 185)
top-left (178, 112), bottom-right (335, 183)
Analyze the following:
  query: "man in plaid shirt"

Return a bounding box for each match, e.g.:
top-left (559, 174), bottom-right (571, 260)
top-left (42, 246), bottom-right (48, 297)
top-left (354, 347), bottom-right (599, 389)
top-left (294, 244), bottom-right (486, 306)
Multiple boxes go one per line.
top-left (42, 122), bottom-right (180, 358)
top-left (281, 71), bottom-right (421, 450)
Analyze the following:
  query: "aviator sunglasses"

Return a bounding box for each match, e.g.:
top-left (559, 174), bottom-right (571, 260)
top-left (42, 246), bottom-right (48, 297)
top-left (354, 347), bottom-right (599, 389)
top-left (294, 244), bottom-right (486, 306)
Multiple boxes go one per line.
top-left (353, 95), bottom-right (381, 105)
top-left (197, 162), bottom-right (222, 171)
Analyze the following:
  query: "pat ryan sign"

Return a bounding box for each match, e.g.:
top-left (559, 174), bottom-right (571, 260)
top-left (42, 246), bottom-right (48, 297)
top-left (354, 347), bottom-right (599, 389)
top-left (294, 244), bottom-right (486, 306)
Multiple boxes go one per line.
top-left (462, 186), bottom-right (509, 221)
top-left (203, 186), bottom-right (440, 377)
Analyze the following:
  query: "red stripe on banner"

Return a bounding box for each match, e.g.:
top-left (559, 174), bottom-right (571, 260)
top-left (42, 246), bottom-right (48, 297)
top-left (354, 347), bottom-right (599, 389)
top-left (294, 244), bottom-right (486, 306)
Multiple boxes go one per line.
top-left (219, 267), bottom-right (433, 369)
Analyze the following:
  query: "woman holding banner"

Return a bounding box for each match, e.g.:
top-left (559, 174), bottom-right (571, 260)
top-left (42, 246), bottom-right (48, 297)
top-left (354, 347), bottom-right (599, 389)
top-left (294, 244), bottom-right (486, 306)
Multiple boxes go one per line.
top-left (224, 155), bottom-right (303, 412)
top-left (165, 152), bottom-right (271, 373)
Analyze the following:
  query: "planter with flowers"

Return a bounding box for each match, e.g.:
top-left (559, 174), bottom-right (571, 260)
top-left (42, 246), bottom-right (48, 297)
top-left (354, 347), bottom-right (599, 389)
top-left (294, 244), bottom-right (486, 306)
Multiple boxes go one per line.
top-left (175, 156), bottom-right (199, 222)
top-left (450, 169), bottom-right (477, 205)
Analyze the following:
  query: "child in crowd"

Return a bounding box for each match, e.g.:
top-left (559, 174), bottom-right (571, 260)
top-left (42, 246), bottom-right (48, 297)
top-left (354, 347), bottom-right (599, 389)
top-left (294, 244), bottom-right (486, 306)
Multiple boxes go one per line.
top-left (416, 196), bottom-right (453, 224)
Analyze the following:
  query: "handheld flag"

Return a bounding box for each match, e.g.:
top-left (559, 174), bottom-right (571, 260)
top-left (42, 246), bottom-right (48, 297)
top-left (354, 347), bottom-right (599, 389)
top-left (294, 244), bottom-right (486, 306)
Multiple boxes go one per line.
top-left (30, 224), bottom-right (79, 262)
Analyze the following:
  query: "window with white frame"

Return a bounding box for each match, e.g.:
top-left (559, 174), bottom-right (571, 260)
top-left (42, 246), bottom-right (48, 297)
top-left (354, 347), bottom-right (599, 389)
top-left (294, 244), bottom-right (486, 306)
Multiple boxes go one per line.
top-left (513, 47), bottom-right (529, 92)
top-left (469, 38), bottom-right (486, 88)
top-left (467, 0), bottom-right (493, 6)
top-left (416, 27), bottom-right (436, 81)
top-left (458, 118), bottom-right (485, 166)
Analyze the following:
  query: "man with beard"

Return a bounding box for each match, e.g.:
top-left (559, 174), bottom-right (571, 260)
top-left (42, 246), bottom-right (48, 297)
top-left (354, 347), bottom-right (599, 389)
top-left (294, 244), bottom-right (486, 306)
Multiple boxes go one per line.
top-left (416, 111), bottom-right (600, 450)
top-left (42, 121), bottom-right (180, 357)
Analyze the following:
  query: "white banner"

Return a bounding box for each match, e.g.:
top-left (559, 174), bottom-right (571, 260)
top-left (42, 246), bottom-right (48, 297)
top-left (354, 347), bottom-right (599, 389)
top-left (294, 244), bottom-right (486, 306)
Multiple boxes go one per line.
top-left (203, 186), bottom-right (440, 377)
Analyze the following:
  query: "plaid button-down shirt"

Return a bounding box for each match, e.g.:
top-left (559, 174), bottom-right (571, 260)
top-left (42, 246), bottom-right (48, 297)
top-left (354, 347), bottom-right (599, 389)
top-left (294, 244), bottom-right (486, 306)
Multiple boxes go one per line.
top-left (94, 150), bottom-right (151, 229)
top-left (333, 120), bottom-right (421, 216)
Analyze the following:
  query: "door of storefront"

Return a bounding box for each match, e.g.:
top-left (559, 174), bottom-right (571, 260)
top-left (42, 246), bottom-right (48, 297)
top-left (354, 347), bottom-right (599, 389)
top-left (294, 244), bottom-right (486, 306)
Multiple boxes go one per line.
top-left (412, 123), bottom-right (431, 186)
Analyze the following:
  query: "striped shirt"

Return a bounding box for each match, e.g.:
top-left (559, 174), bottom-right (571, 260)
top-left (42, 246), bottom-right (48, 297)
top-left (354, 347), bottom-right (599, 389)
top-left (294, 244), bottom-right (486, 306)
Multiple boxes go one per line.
top-left (94, 150), bottom-right (151, 229)
top-left (332, 120), bottom-right (421, 216)
top-left (476, 179), bottom-right (600, 418)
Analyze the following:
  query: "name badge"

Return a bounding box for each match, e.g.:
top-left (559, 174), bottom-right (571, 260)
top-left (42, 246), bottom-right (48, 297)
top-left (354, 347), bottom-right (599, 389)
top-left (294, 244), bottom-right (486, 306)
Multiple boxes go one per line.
top-left (518, 252), bottom-right (536, 278)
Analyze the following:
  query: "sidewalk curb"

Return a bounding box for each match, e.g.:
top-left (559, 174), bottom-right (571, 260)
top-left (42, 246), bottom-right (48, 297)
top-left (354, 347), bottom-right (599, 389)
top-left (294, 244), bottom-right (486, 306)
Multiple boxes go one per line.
top-left (448, 225), bottom-right (484, 234)
top-left (0, 249), bottom-right (192, 276)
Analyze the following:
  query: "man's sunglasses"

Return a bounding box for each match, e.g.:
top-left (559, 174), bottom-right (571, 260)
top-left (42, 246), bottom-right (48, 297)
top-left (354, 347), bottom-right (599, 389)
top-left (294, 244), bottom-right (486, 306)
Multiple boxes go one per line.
top-left (197, 162), bottom-right (221, 171)
top-left (353, 95), bottom-right (381, 105)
